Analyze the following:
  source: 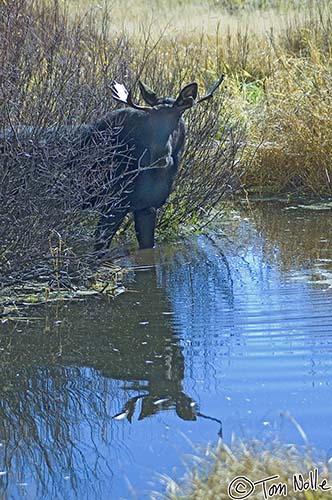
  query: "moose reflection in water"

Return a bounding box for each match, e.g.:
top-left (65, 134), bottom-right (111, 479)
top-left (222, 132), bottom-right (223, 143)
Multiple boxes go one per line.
top-left (0, 247), bottom-right (223, 498)
top-left (87, 259), bottom-right (199, 423)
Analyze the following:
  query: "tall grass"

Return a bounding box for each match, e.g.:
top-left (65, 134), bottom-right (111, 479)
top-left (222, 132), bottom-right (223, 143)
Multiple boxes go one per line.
top-left (157, 440), bottom-right (332, 500)
top-left (85, 0), bottom-right (332, 196)
top-left (245, 4), bottom-right (332, 195)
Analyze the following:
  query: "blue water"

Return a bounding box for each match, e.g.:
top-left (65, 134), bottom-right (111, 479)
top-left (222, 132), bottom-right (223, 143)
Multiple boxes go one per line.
top-left (1, 202), bottom-right (332, 499)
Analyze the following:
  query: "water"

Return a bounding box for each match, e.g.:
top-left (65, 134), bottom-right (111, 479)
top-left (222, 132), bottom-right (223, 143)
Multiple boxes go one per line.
top-left (1, 201), bottom-right (332, 499)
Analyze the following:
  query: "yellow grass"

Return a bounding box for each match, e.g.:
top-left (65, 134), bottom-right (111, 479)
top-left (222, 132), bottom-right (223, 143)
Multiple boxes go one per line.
top-left (68, 0), bottom-right (332, 196)
top-left (156, 440), bottom-right (332, 500)
top-left (71, 0), bottom-right (305, 38)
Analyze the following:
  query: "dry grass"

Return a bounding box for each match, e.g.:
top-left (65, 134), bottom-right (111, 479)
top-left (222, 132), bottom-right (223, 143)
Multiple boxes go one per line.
top-left (71, 0), bottom-right (305, 38)
top-left (246, 8), bottom-right (332, 195)
top-left (71, 0), bottom-right (332, 196)
top-left (156, 440), bottom-right (332, 500)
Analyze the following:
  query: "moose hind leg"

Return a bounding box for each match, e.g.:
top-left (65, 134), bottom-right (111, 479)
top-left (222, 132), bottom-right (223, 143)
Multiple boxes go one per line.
top-left (95, 209), bottom-right (128, 252)
top-left (134, 208), bottom-right (157, 249)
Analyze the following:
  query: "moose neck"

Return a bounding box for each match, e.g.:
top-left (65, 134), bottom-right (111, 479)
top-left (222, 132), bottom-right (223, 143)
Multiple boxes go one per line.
top-left (147, 108), bottom-right (183, 162)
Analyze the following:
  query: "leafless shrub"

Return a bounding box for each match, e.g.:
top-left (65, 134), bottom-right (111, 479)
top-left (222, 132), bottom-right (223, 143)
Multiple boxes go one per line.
top-left (0, 0), bottom-right (246, 288)
top-left (159, 99), bottom-right (246, 230)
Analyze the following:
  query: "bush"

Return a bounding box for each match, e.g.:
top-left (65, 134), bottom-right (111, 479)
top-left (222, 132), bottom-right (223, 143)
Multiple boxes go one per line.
top-left (0, 0), bottom-right (245, 288)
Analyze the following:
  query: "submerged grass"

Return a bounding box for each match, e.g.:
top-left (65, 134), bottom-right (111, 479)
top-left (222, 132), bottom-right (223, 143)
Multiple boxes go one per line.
top-left (0, 262), bottom-right (125, 318)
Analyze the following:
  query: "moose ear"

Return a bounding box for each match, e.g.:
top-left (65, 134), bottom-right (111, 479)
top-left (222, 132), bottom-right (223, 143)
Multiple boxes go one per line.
top-left (138, 81), bottom-right (158, 106)
top-left (175, 82), bottom-right (198, 108)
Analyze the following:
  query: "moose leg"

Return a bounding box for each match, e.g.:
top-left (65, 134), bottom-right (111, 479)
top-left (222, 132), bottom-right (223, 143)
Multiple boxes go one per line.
top-left (134, 208), bottom-right (157, 249)
top-left (95, 208), bottom-right (128, 252)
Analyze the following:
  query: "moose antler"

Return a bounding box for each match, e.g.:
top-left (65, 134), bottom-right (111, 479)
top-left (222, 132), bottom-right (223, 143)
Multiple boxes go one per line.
top-left (196, 74), bottom-right (225, 104)
top-left (111, 81), bottom-right (151, 111)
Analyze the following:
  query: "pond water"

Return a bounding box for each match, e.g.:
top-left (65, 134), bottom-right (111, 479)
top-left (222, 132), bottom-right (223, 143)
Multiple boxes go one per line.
top-left (1, 201), bottom-right (332, 499)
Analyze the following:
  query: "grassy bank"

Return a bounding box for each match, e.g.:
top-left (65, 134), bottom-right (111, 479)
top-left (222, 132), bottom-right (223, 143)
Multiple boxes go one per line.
top-left (1, 0), bottom-right (332, 288)
top-left (73, 0), bottom-right (332, 195)
top-left (158, 440), bottom-right (332, 500)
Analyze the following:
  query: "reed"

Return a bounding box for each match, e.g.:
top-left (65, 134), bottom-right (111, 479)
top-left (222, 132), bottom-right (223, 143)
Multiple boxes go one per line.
top-left (156, 439), bottom-right (332, 500)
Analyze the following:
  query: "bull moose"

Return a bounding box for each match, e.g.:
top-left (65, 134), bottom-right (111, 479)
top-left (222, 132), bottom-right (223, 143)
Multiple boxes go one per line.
top-left (83, 76), bottom-right (224, 253)
top-left (0, 76), bottom-right (224, 255)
